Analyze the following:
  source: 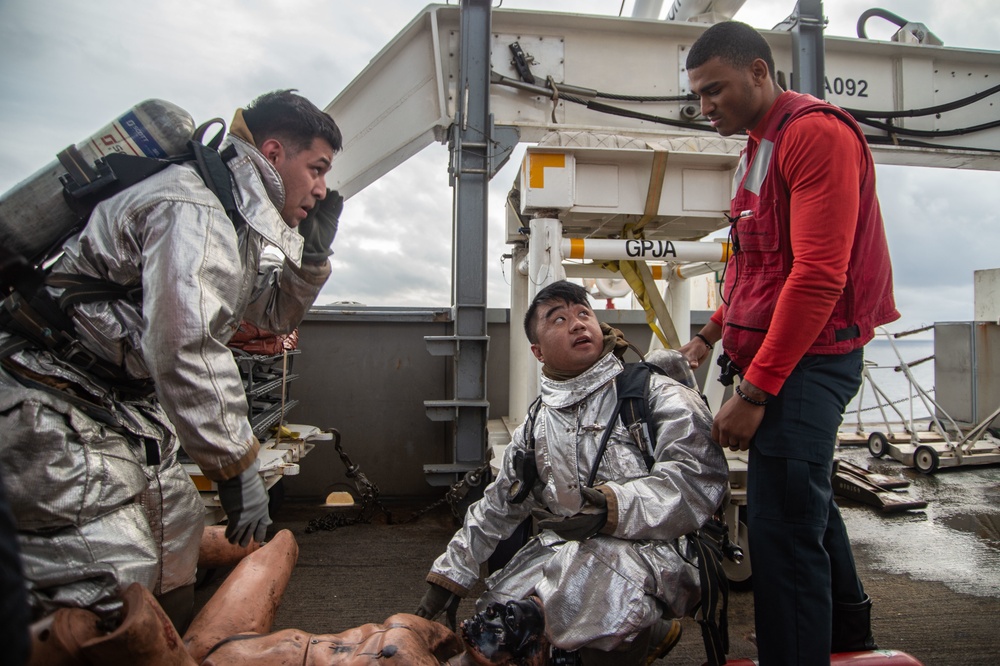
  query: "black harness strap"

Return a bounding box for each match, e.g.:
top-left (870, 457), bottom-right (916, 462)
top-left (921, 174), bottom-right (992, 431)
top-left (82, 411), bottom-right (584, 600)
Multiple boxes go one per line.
top-left (190, 141), bottom-right (241, 225)
top-left (586, 400), bottom-right (625, 489)
top-left (0, 293), bottom-right (155, 396)
top-left (0, 335), bottom-right (31, 360)
top-left (689, 519), bottom-right (731, 666)
top-left (47, 272), bottom-right (143, 310)
top-left (586, 362), bottom-right (661, 487)
top-left (509, 396), bottom-right (544, 504)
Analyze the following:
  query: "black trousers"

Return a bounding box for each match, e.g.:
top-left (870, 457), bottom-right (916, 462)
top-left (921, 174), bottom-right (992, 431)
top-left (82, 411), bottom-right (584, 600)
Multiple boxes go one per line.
top-left (747, 350), bottom-right (866, 665)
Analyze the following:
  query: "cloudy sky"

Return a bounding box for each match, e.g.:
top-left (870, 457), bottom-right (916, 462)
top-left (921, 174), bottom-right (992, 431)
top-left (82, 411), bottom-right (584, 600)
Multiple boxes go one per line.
top-left (2, 0), bottom-right (998, 335)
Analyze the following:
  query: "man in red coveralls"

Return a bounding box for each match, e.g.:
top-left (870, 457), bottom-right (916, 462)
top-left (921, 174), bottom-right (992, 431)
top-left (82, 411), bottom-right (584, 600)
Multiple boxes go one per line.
top-left (679, 21), bottom-right (900, 665)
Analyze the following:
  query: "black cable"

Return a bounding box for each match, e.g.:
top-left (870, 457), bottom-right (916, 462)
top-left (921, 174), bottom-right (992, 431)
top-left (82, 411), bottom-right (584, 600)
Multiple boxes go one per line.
top-left (845, 82), bottom-right (1000, 120)
top-left (855, 116), bottom-right (1000, 138)
top-left (493, 60), bottom-right (999, 151)
top-left (560, 92), bottom-right (713, 131)
top-left (595, 91), bottom-right (699, 103)
top-left (862, 134), bottom-right (1000, 155)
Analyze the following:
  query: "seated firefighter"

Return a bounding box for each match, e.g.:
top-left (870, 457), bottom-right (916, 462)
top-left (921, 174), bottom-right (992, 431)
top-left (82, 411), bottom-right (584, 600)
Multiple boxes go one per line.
top-left (416, 280), bottom-right (730, 665)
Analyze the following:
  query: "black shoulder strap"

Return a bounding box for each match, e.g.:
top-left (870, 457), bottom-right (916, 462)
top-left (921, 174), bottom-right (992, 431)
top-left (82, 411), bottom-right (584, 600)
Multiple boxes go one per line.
top-left (586, 361), bottom-right (665, 487)
top-left (189, 140), bottom-right (240, 225)
top-left (508, 395), bottom-right (544, 504)
top-left (47, 272), bottom-right (142, 310)
top-left (523, 395), bottom-right (543, 451)
top-left (618, 361), bottom-right (666, 472)
top-left (43, 142), bottom-right (238, 310)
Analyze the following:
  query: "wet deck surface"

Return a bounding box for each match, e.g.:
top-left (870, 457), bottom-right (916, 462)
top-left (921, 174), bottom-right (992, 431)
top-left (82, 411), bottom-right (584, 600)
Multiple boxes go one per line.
top-left (194, 443), bottom-right (1000, 664)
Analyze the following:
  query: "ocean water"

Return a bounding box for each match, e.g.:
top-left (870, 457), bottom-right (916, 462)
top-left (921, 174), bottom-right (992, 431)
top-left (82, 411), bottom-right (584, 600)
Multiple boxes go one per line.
top-left (846, 337), bottom-right (935, 426)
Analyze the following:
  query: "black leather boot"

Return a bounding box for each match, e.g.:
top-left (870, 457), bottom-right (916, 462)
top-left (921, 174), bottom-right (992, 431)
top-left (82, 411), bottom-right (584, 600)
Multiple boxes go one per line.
top-left (831, 594), bottom-right (878, 653)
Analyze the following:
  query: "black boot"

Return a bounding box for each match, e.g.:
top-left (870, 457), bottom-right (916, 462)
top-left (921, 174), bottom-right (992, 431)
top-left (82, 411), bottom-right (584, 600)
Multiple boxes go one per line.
top-left (831, 594), bottom-right (878, 653)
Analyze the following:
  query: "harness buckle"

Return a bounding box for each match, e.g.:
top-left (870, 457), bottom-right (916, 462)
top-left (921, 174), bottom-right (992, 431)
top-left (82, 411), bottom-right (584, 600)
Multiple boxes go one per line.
top-left (716, 353), bottom-right (742, 387)
top-left (62, 340), bottom-right (99, 370)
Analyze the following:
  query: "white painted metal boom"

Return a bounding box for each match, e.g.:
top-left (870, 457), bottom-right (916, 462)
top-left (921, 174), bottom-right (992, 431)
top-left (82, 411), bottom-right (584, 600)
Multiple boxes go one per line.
top-left (324, 4), bottom-right (1000, 198)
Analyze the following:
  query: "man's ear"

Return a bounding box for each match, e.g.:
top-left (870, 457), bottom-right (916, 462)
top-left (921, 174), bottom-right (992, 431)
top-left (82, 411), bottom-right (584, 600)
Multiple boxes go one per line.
top-left (750, 58), bottom-right (770, 86)
top-left (259, 138), bottom-right (285, 167)
top-left (530, 343), bottom-right (544, 363)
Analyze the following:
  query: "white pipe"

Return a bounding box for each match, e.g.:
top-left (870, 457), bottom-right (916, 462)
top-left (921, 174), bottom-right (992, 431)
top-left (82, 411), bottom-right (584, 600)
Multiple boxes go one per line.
top-left (672, 261), bottom-right (725, 279)
top-left (562, 238), bottom-right (730, 263)
top-left (529, 218), bottom-right (568, 289)
top-left (666, 0), bottom-right (712, 21)
top-left (632, 0), bottom-right (665, 20)
top-left (667, 0), bottom-right (747, 21)
top-left (508, 245), bottom-right (532, 427)
top-left (665, 270), bottom-right (691, 352)
top-left (514, 216), bottom-right (566, 419)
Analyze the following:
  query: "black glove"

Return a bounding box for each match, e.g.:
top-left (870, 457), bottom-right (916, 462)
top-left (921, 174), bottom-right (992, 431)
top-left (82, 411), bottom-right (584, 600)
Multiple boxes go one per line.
top-left (217, 459), bottom-right (273, 547)
top-left (415, 582), bottom-right (461, 630)
top-left (531, 486), bottom-right (608, 541)
top-left (299, 189), bottom-right (343, 263)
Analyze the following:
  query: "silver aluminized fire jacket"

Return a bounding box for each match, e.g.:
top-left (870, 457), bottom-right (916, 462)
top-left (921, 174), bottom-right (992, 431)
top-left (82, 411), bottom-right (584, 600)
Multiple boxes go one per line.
top-left (0, 135), bottom-right (330, 617)
top-left (427, 353), bottom-right (729, 651)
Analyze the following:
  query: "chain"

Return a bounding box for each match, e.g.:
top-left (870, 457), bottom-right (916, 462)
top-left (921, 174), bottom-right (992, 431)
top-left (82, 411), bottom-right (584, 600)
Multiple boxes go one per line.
top-left (305, 430), bottom-right (492, 533)
top-left (305, 429), bottom-right (393, 533)
top-left (391, 494), bottom-right (449, 525)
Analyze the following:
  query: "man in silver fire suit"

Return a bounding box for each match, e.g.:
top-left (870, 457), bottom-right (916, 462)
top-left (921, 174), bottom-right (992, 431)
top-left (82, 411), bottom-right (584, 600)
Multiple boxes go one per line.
top-left (0, 90), bottom-right (342, 628)
top-left (416, 280), bottom-right (729, 664)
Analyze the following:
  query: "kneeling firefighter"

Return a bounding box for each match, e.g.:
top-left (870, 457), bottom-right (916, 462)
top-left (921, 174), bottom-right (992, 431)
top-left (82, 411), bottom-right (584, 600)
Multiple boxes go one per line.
top-left (0, 90), bottom-right (344, 629)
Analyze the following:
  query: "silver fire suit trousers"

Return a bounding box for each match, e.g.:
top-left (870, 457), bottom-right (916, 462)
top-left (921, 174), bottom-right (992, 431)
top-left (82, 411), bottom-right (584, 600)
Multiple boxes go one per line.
top-left (0, 360), bottom-right (203, 619)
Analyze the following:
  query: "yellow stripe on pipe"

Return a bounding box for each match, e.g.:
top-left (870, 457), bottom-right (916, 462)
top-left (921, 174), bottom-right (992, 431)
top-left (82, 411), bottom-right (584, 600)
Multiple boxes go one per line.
top-left (569, 238), bottom-right (585, 259)
top-left (529, 153), bottom-right (566, 189)
top-left (650, 265), bottom-right (663, 280)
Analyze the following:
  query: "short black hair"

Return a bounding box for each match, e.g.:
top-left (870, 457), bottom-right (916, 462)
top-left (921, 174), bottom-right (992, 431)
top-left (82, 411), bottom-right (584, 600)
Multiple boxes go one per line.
top-left (523, 281), bottom-right (591, 344)
top-left (242, 89), bottom-right (343, 154)
top-left (686, 21), bottom-right (775, 78)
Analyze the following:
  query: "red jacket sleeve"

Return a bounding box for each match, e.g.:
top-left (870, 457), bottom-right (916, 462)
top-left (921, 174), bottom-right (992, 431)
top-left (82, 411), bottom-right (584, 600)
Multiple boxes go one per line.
top-left (743, 112), bottom-right (864, 395)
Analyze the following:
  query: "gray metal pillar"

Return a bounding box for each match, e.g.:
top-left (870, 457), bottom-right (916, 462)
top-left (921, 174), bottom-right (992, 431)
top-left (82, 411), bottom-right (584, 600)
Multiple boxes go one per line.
top-left (792, 0), bottom-right (826, 99)
top-left (423, 0), bottom-right (493, 485)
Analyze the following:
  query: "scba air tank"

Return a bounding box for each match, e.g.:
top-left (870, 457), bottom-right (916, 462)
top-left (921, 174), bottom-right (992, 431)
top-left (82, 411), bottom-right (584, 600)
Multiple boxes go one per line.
top-left (0, 99), bottom-right (196, 264)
